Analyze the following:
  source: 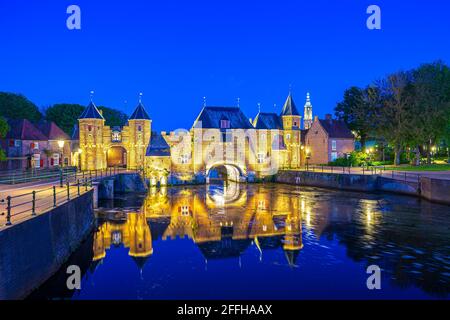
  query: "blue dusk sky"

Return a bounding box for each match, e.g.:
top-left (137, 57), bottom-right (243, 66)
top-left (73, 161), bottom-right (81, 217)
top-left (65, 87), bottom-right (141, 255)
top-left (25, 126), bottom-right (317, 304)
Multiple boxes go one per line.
top-left (0, 0), bottom-right (449, 131)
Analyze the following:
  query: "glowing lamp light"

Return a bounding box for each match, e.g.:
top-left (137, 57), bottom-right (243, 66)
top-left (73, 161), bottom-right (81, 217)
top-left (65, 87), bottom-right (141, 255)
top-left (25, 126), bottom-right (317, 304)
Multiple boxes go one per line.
top-left (78, 148), bottom-right (83, 154)
top-left (58, 140), bottom-right (65, 149)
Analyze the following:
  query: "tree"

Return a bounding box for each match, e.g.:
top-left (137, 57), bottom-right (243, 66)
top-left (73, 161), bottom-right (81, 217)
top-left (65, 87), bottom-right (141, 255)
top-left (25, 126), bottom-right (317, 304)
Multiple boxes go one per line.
top-left (45, 104), bottom-right (129, 136)
top-left (98, 106), bottom-right (128, 127)
top-left (335, 86), bottom-right (376, 151)
top-left (0, 117), bottom-right (9, 161)
top-left (0, 92), bottom-right (42, 121)
top-left (45, 104), bottom-right (85, 136)
top-left (374, 71), bottom-right (416, 165)
top-left (410, 61), bottom-right (450, 164)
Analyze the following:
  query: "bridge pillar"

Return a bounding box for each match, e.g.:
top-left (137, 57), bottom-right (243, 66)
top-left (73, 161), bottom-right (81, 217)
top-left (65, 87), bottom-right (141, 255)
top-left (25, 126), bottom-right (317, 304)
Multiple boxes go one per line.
top-left (98, 179), bottom-right (115, 200)
top-left (92, 181), bottom-right (100, 209)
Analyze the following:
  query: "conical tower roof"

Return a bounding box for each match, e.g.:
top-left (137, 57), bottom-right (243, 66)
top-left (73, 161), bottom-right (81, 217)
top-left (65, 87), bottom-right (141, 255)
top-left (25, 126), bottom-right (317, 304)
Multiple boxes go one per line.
top-left (129, 102), bottom-right (151, 120)
top-left (280, 94), bottom-right (300, 116)
top-left (78, 101), bottom-right (104, 120)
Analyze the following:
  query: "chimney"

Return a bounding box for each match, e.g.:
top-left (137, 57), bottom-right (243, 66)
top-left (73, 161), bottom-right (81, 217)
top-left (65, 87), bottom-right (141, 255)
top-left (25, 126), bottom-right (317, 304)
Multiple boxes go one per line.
top-left (314, 116), bottom-right (319, 122)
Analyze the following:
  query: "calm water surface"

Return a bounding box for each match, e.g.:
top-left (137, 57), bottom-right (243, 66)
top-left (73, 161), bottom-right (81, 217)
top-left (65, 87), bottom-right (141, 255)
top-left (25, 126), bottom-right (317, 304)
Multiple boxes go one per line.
top-left (30, 183), bottom-right (450, 300)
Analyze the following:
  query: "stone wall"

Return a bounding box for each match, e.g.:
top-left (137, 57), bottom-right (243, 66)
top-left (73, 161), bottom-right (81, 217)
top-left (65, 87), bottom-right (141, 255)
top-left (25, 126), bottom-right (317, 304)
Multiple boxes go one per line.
top-left (113, 173), bottom-right (148, 193)
top-left (420, 177), bottom-right (450, 205)
top-left (276, 170), bottom-right (449, 205)
top-left (276, 170), bottom-right (378, 192)
top-left (0, 190), bottom-right (95, 300)
top-left (377, 177), bottom-right (420, 196)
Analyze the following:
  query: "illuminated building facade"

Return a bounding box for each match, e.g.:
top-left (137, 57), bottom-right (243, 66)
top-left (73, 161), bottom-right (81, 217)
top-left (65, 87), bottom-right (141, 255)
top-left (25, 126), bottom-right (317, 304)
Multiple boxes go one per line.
top-left (76, 92), bottom-right (353, 183)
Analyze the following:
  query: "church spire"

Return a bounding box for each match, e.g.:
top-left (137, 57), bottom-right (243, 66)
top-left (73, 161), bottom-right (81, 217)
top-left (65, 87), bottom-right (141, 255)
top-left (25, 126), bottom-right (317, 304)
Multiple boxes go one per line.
top-left (303, 92), bottom-right (313, 130)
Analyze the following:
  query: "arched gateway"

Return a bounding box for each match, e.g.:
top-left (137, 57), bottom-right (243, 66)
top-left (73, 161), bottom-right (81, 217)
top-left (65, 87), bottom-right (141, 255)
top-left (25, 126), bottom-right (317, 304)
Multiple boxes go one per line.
top-left (206, 163), bottom-right (246, 183)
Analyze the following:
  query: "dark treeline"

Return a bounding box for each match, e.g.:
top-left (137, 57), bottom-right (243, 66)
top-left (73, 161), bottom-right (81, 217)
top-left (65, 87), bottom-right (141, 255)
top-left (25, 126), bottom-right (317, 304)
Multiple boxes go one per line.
top-left (0, 92), bottom-right (129, 136)
top-left (335, 61), bottom-right (450, 165)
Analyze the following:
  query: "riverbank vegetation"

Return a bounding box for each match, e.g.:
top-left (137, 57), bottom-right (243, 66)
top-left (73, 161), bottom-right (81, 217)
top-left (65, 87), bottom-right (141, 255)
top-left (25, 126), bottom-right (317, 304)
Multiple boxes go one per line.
top-left (335, 61), bottom-right (450, 167)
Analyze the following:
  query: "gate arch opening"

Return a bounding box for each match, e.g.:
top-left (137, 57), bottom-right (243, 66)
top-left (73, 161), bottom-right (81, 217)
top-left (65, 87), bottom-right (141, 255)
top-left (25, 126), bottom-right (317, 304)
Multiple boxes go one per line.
top-left (107, 146), bottom-right (127, 168)
top-left (206, 164), bottom-right (245, 184)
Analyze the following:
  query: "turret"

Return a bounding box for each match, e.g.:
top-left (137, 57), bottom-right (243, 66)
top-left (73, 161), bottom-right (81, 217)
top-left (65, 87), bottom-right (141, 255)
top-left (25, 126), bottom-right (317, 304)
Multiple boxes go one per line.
top-left (280, 93), bottom-right (301, 168)
top-left (126, 93), bottom-right (152, 169)
top-left (280, 93), bottom-right (301, 130)
top-left (78, 92), bottom-right (107, 170)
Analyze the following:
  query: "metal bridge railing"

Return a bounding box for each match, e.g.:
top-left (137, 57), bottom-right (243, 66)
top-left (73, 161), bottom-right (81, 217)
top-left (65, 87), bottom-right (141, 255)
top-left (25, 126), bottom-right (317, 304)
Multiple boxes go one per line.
top-left (0, 167), bottom-right (77, 185)
top-left (0, 167), bottom-right (143, 227)
top-left (296, 165), bottom-right (421, 183)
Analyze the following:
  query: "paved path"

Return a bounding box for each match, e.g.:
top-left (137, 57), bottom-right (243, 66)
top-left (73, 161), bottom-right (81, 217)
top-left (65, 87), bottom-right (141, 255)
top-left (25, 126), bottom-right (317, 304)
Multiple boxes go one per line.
top-left (289, 167), bottom-right (450, 183)
top-left (0, 184), bottom-right (90, 229)
top-left (0, 169), bottom-right (140, 230)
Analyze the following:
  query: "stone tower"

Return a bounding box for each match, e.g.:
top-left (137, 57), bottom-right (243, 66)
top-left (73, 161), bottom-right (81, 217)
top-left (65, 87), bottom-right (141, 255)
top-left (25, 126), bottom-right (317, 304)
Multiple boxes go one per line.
top-left (124, 94), bottom-right (152, 169)
top-left (280, 93), bottom-right (301, 168)
top-left (78, 97), bottom-right (108, 171)
top-left (303, 92), bottom-right (313, 130)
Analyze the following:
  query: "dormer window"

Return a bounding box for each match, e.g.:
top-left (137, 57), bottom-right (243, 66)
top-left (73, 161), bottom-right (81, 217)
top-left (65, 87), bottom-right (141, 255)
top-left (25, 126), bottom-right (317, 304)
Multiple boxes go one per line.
top-left (220, 119), bottom-right (230, 129)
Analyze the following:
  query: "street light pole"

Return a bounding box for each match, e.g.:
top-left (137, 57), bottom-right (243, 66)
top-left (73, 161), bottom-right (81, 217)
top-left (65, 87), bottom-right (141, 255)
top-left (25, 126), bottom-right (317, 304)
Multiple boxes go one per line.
top-left (58, 140), bottom-right (65, 168)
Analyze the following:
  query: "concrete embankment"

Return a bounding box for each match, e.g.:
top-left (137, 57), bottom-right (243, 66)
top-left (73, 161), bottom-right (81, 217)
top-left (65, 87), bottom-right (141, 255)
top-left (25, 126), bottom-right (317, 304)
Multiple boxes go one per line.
top-left (275, 170), bottom-right (378, 192)
top-left (0, 190), bottom-right (95, 300)
top-left (420, 177), bottom-right (450, 205)
top-left (276, 170), bottom-right (449, 205)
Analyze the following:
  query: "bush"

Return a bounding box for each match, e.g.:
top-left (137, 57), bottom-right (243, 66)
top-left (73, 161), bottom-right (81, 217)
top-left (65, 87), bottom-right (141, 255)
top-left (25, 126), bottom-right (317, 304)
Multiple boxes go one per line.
top-left (328, 151), bottom-right (373, 167)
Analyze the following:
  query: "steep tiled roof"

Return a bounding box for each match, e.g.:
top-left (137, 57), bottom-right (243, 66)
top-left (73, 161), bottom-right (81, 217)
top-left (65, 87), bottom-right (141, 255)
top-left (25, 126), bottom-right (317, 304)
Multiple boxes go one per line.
top-left (253, 112), bottom-right (283, 130)
top-left (35, 120), bottom-right (70, 140)
top-left (78, 101), bottom-right (104, 119)
top-left (146, 132), bottom-right (171, 157)
top-left (5, 119), bottom-right (48, 141)
top-left (319, 119), bottom-right (354, 139)
top-left (280, 94), bottom-right (300, 116)
top-left (193, 106), bottom-right (253, 129)
top-left (129, 102), bottom-right (151, 120)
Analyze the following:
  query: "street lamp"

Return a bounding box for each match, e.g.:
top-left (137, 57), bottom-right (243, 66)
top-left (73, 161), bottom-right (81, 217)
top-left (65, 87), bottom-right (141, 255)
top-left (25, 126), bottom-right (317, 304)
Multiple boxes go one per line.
top-left (305, 147), bottom-right (311, 171)
top-left (431, 146), bottom-right (437, 163)
top-left (365, 148), bottom-right (373, 168)
top-left (58, 140), bottom-right (65, 167)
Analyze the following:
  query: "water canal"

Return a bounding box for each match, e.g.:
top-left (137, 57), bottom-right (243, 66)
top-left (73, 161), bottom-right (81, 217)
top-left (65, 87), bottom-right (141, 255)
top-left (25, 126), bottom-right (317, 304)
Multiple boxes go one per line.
top-left (29, 183), bottom-right (450, 300)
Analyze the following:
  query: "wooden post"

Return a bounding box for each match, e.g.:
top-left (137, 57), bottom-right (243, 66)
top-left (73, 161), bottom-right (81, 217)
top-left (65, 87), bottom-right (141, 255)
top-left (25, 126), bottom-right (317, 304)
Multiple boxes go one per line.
top-left (6, 196), bottom-right (12, 226)
top-left (53, 186), bottom-right (57, 207)
top-left (32, 191), bottom-right (36, 216)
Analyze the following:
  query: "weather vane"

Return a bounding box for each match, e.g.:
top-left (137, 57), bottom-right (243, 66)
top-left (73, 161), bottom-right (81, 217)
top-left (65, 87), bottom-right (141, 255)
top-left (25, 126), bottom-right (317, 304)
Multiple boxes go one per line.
top-left (139, 92), bottom-right (143, 103)
top-left (90, 90), bottom-right (94, 101)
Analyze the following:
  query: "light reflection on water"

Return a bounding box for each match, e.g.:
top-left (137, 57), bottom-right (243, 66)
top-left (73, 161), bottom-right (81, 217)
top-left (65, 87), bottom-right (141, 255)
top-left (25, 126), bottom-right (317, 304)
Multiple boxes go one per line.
top-left (29, 183), bottom-right (450, 300)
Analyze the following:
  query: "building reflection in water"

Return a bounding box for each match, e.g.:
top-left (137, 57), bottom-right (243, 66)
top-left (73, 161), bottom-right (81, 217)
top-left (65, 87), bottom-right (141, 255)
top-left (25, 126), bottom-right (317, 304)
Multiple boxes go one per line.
top-left (31, 182), bottom-right (449, 299)
top-left (90, 182), bottom-right (450, 299)
top-left (93, 182), bottom-right (306, 269)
